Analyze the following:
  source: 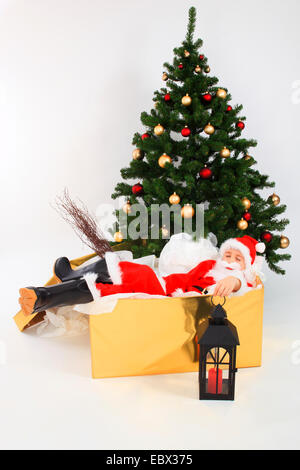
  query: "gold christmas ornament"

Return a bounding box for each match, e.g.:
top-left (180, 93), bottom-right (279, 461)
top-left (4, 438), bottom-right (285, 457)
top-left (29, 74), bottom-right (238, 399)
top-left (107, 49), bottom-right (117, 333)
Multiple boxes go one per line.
top-left (181, 94), bottom-right (192, 106)
top-left (244, 154), bottom-right (252, 161)
top-left (270, 193), bottom-right (280, 206)
top-left (280, 235), bottom-right (290, 249)
top-left (181, 204), bottom-right (195, 219)
top-left (161, 225), bottom-right (169, 237)
top-left (195, 64), bottom-right (202, 73)
top-left (132, 148), bottom-right (144, 160)
top-left (184, 49), bottom-right (190, 57)
top-left (204, 123), bottom-right (215, 135)
top-left (154, 124), bottom-right (164, 136)
top-left (216, 88), bottom-right (227, 99)
top-left (154, 101), bottom-right (159, 109)
top-left (237, 218), bottom-right (248, 230)
top-left (220, 147), bottom-right (230, 158)
top-left (169, 192), bottom-right (180, 204)
top-left (241, 197), bottom-right (251, 210)
top-left (158, 153), bottom-right (172, 168)
top-left (114, 231), bottom-right (124, 243)
top-left (205, 66), bottom-right (210, 73)
top-left (122, 201), bottom-right (131, 214)
top-left (162, 72), bottom-right (168, 81)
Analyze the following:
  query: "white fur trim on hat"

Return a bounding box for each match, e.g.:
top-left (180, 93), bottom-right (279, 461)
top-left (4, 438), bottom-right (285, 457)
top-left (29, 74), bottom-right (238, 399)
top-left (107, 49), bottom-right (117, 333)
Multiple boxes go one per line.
top-left (219, 239), bottom-right (252, 270)
top-left (83, 272), bottom-right (101, 300)
top-left (105, 252), bottom-right (123, 284)
top-left (256, 242), bottom-right (265, 253)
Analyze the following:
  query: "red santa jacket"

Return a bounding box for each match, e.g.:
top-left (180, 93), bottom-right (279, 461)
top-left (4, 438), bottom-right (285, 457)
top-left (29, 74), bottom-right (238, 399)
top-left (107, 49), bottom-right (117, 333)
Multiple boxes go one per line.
top-left (163, 259), bottom-right (216, 295)
top-left (94, 256), bottom-right (219, 298)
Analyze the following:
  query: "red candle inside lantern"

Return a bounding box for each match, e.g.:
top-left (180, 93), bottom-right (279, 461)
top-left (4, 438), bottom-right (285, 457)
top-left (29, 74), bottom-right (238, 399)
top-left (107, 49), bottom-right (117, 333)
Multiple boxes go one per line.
top-left (208, 367), bottom-right (223, 394)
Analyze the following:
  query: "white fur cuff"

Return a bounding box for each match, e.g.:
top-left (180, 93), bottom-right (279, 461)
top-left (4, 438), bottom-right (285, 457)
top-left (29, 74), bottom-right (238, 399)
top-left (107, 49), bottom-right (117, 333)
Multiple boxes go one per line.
top-left (83, 272), bottom-right (101, 300)
top-left (105, 252), bottom-right (123, 284)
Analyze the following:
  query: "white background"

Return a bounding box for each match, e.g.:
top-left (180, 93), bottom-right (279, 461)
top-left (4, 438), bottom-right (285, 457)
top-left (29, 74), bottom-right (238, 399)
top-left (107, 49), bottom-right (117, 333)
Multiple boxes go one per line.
top-left (0, 0), bottom-right (299, 450)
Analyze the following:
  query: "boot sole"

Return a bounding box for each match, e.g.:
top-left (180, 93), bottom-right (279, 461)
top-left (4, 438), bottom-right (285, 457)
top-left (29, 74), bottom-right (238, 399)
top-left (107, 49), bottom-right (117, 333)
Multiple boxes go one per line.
top-left (19, 288), bottom-right (38, 316)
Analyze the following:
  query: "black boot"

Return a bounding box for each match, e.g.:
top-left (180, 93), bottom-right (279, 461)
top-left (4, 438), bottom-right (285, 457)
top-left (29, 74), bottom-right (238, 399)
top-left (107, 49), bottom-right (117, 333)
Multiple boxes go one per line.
top-left (19, 278), bottom-right (94, 316)
top-left (54, 257), bottom-right (112, 283)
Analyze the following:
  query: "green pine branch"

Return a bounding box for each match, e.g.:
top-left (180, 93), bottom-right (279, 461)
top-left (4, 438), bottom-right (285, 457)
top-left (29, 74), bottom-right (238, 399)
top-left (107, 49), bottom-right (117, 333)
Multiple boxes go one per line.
top-left (185, 6), bottom-right (197, 44)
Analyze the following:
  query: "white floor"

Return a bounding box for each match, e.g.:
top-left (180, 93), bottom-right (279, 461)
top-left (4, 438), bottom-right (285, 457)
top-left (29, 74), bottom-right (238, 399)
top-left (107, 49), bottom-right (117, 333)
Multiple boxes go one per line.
top-left (1, 248), bottom-right (299, 450)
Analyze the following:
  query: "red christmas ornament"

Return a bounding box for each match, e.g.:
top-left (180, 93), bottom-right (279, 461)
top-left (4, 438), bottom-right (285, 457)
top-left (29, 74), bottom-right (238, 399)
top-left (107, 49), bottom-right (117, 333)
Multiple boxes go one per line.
top-left (178, 63), bottom-right (183, 70)
top-left (164, 93), bottom-right (171, 102)
top-left (226, 105), bottom-right (232, 112)
top-left (132, 183), bottom-right (143, 196)
top-left (181, 126), bottom-right (191, 137)
top-left (261, 231), bottom-right (273, 243)
top-left (202, 93), bottom-right (212, 103)
top-left (141, 133), bottom-right (150, 140)
top-left (199, 54), bottom-right (204, 60)
top-left (243, 212), bottom-right (252, 222)
top-left (236, 121), bottom-right (245, 130)
top-left (199, 166), bottom-right (212, 179)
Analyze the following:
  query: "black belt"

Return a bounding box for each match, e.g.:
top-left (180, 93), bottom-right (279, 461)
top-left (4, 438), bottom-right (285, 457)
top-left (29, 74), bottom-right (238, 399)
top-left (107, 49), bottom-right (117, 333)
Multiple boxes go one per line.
top-left (192, 285), bottom-right (208, 295)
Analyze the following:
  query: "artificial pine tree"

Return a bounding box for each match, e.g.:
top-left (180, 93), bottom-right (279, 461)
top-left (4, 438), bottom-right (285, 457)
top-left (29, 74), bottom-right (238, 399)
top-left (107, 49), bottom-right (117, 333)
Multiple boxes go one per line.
top-left (111, 6), bottom-right (290, 274)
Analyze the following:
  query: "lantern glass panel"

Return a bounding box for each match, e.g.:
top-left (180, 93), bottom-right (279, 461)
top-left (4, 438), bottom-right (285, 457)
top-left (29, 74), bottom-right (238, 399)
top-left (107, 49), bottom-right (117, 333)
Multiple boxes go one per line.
top-left (205, 347), bottom-right (230, 395)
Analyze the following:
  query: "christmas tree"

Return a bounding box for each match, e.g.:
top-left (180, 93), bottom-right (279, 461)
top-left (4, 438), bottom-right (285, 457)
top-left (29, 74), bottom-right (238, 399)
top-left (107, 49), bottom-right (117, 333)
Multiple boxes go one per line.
top-left (111, 6), bottom-right (290, 274)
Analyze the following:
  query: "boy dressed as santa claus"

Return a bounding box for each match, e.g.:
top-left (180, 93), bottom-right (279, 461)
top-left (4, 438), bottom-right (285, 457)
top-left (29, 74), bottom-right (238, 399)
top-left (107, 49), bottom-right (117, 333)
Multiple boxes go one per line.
top-left (19, 234), bottom-right (265, 316)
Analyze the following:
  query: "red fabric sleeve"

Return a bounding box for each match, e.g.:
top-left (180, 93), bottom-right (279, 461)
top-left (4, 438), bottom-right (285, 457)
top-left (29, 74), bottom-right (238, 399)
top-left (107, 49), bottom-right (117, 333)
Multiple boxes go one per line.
top-left (162, 272), bottom-right (190, 296)
top-left (163, 259), bottom-right (216, 296)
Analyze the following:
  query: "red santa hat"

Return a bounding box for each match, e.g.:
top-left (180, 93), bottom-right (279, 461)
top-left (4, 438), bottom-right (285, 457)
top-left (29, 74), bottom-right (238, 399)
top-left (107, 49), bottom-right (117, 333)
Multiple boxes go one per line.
top-left (219, 235), bottom-right (265, 271)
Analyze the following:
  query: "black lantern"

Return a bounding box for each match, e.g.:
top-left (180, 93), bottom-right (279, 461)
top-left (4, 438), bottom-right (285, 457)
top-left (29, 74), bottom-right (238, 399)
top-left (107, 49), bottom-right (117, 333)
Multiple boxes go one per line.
top-left (197, 300), bottom-right (240, 400)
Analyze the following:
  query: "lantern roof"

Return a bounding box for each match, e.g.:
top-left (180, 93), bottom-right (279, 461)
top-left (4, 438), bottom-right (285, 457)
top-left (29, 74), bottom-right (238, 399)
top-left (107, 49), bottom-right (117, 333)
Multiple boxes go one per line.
top-left (197, 304), bottom-right (240, 346)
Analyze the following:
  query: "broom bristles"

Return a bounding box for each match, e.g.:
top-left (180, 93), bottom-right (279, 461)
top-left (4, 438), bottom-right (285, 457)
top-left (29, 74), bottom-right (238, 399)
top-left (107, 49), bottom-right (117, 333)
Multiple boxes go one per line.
top-left (55, 189), bottom-right (112, 258)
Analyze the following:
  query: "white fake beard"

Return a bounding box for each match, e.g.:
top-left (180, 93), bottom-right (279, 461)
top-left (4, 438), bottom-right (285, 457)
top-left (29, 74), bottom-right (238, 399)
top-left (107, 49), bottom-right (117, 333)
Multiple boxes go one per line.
top-left (206, 258), bottom-right (243, 283)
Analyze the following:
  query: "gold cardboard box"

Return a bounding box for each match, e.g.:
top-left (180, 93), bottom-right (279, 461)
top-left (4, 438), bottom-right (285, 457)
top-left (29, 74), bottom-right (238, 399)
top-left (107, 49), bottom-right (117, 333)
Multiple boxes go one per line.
top-left (14, 252), bottom-right (264, 378)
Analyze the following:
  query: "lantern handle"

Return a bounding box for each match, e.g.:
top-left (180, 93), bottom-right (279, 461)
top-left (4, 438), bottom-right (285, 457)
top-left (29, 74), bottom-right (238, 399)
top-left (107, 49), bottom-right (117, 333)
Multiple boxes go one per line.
top-left (210, 296), bottom-right (226, 307)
